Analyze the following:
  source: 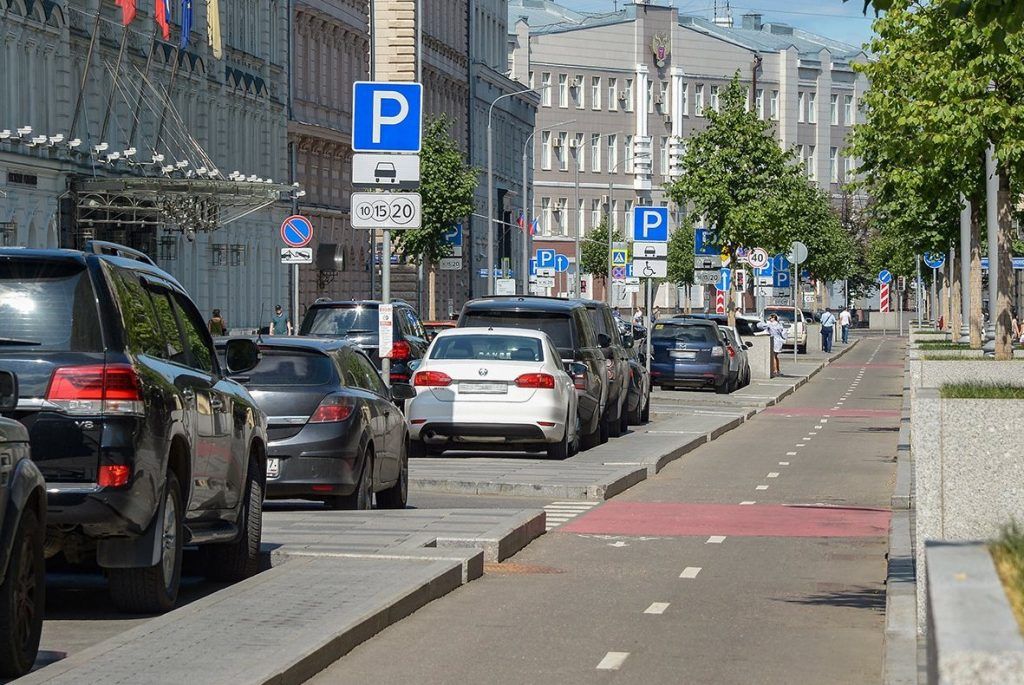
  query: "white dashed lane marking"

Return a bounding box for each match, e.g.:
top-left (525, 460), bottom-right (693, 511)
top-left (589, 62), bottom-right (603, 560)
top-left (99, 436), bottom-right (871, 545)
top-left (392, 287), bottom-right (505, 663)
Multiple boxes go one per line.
top-left (644, 602), bottom-right (670, 615)
top-left (543, 502), bottom-right (598, 531)
top-left (706, 535), bottom-right (726, 544)
top-left (756, 485), bottom-right (769, 490)
top-left (596, 652), bottom-right (630, 671)
top-left (740, 501), bottom-right (756, 505)
top-left (680, 566), bottom-right (702, 578)
top-left (767, 472), bottom-right (780, 478)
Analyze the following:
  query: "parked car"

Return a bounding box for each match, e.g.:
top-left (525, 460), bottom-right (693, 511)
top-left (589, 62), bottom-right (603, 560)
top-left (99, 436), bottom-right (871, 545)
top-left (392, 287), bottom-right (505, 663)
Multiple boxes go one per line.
top-left (651, 318), bottom-right (731, 393)
top-left (0, 371), bottom-right (45, 677)
top-left (615, 318), bottom-right (651, 424)
top-left (575, 300), bottom-right (630, 436)
top-left (422, 320), bottom-right (457, 342)
top-left (0, 242), bottom-right (266, 613)
top-left (407, 328), bottom-right (579, 459)
top-left (458, 297), bottom-right (608, 449)
top-left (215, 337), bottom-right (414, 510)
top-left (683, 312), bottom-right (765, 338)
top-left (761, 305), bottom-right (808, 354)
top-left (298, 300), bottom-right (429, 384)
top-left (719, 325), bottom-right (752, 390)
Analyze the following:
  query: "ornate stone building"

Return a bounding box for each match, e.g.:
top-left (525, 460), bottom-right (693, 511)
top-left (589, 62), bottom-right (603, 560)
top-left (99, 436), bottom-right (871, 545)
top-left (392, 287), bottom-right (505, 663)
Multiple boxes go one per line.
top-left (0, 0), bottom-right (290, 328)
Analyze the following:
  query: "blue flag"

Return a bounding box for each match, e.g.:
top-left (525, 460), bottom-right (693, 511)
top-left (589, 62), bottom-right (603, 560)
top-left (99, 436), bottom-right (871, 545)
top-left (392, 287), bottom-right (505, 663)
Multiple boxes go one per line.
top-left (179, 0), bottom-right (193, 49)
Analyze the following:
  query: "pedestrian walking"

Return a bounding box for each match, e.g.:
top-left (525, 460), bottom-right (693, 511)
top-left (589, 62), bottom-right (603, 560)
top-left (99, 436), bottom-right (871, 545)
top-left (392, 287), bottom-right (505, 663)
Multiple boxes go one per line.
top-left (759, 314), bottom-right (786, 378)
top-left (269, 304), bottom-right (292, 336)
top-left (207, 309), bottom-right (227, 336)
top-left (653, 306), bottom-right (662, 322)
top-left (633, 307), bottom-right (644, 326)
top-left (839, 306), bottom-right (852, 344)
top-left (819, 307), bottom-right (836, 353)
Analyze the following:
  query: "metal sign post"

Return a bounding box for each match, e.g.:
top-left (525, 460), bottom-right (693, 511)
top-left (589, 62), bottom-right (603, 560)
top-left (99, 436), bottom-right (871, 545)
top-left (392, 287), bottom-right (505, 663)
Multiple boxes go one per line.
top-left (788, 241), bottom-right (807, 363)
top-left (645, 277), bottom-right (652, 377)
top-left (281, 215), bottom-right (314, 336)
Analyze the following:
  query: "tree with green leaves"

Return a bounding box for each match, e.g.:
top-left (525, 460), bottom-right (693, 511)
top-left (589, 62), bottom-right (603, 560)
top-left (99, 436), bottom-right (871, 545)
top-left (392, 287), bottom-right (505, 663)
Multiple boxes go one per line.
top-left (666, 218), bottom-right (695, 288)
top-left (847, 0), bottom-right (1024, 49)
top-left (580, 219), bottom-right (622, 282)
top-left (395, 115), bottom-right (477, 265)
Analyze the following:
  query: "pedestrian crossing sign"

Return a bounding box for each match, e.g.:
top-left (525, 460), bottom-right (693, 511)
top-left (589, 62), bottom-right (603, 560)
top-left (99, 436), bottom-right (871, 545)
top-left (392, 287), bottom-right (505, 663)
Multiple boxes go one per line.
top-left (611, 248), bottom-right (628, 267)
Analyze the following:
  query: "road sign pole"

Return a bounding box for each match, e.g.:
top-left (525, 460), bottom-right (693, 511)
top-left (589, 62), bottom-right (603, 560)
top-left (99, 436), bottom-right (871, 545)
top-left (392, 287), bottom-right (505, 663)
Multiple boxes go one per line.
top-left (792, 258), bottom-right (798, 363)
top-left (291, 264), bottom-right (299, 336)
top-left (382, 228), bottom-right (391, 386)
top-left (645, 277), bottom-right (652, 377)
top-left (916, 254), bottom-right (922, 327)
top-left (931, 266), bottom-right (938, 328)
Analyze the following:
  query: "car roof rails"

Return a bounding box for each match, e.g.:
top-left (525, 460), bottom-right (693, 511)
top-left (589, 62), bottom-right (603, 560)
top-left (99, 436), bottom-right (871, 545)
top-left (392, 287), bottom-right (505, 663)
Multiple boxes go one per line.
top-left (390, 298), bottom-right (408, 304)
top-left (84, 240), bottom-right (158, 267)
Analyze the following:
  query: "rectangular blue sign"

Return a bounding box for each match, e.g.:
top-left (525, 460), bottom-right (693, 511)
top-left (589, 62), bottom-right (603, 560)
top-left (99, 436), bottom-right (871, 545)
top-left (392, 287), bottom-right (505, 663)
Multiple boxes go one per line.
top-left (352, 82), bottom-right (423, 153)
top-left (632, 206), bottom-right (670, 242)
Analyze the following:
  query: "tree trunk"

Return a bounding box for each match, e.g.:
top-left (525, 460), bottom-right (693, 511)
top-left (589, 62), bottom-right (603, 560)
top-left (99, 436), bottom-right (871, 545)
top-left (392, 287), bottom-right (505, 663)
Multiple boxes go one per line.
top-left (938, 263), bottom-right (948, 329)
top-left (995, 171), bottom-right (1015, 359)
top-left (948, 250), bottom-right (961, 343)
top-left (428, 264), bottom-right (437, 320)
top-left (969, 201), bottom-right (984, 348)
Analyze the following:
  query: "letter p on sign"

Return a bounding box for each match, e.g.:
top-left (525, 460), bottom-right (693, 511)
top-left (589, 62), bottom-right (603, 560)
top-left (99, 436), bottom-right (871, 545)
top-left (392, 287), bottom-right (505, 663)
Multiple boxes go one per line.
top-left (631, 206), bottom-right (669, 243)
top-left (352, 82), bottom-right (423, 153)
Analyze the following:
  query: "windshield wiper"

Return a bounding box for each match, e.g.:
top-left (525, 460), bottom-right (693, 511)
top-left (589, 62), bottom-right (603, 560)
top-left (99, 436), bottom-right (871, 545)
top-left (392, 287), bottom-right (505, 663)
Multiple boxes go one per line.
top-left (0, 337), bottom-right (41, 346)
top-left (342, 329), bottom-right (374, 335)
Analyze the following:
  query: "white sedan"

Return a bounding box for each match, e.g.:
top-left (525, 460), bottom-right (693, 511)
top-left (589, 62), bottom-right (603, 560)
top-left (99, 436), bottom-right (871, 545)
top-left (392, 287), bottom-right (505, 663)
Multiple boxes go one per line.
top-left (406, 327), bottom-right (579, 459)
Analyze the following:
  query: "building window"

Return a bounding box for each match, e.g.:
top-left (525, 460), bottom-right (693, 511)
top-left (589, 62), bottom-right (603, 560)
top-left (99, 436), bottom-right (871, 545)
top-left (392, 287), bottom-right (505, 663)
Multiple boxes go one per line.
top-left (557, 131), bottom-right (568, 171)
top-left (612, 199), bottom-right (620, 229)
top-left (807, 145), bottom-right (816, 179)
top-left (625, 199), bottom-right (635, 235)
top-left (830, 94), bottom-right (839, 125)
top-left (529, 71), bottom-right (535, 89)
top-left (608, 133), bottom-right (618, 172)
top-left (659, 136), bottom-right (669, 175)
top-left (578, 199), bottom-right (585, 234)
top-left (659, 81), bottom-right (668, 113)
top-left (555, 198), bottom-right (567, 235)
top-left (591, 199), bottom-right (602, 227)
top-left (845, 154), bottom-right (855, 179)
top-left (798, 92), bottom-right (806, 123)
top-left (770, 90), bottom-right (779, 120)
top-left (608, 78), bottom-right (619, 112)
top-left (574, 132), bottom-right (585, 171)
top-left (756, 89), bottom-right (764, 119)
top-left (542, 197), bottom-right (551, 234)
top-left (541, 73), bottom-right (551, 106)
top-left (710, 85), bottom-right (720, 113)
top-left (681, 83), bottom-right (689, 115)
top-left (844, 94), bottom-right (854, 125)
top-left (808, 92), bottom-right (817, 123)
top-left (646, 81), bottom-right (654, 114)
top-left (558, 74), bottom-right (568, 108)
top-left (695, 84), bottom-right (705, 116)
top-left (624, 78), bottom-right (634, 112)
top-left (592, 76), bottom-right (601, 110)
top-left (541, 131), bottom-right (551, 170)
top-left (591, 133), bottom-right (601, 172)
top-left (574, 75), bottom-right (585, 109)
top-left (830, 147), bottom-right (839, 182)
top-left (625, 135), bottom-right (634, 173)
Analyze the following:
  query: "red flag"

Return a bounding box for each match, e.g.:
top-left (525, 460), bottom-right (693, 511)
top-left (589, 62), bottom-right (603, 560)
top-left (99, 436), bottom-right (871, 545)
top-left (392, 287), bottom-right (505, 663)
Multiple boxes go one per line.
top-left (115, 0), bottom-right (137, 25)
top-left (154, 0), bottom-right (171, 39)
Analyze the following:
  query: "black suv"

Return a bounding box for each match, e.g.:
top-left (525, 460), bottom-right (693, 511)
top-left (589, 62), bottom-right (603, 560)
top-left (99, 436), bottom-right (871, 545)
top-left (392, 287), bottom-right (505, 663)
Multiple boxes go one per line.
top-left (0, 371), bottom-right (45, 677)
top-left (0, 242), bottom-right (266, 613)
top-left (299, 300), bottom-right (429, 384)
top-left (458, 296), bottom-right (609, 449)
top-left (576, 300), bottom-right (631, 435)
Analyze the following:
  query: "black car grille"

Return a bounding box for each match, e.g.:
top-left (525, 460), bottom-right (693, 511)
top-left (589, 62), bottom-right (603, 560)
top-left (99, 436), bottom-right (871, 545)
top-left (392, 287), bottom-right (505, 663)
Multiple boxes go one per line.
top-left (268, 425), bottom-right (304, 441)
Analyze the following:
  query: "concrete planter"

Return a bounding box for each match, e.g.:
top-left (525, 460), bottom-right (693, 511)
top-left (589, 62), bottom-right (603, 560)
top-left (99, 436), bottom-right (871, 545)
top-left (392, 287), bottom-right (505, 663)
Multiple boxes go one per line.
top-left (912, 389), bottom-right (1024, 633)
top-left (926, 542), bottom-right (1024, 684)
top-left (908, 348), bottom-right (987, 361)
top-left (910, 330), bottom-right (951, 345)
top-left (745, 336), bottom-right (772, 380)
top-left (909, 359), bottom-right (1024, 395)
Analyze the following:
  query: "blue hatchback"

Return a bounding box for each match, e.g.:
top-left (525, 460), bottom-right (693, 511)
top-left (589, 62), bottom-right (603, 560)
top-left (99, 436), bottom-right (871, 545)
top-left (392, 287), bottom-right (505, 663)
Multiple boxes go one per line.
top-left (650, 319), bottom-right (731, 393)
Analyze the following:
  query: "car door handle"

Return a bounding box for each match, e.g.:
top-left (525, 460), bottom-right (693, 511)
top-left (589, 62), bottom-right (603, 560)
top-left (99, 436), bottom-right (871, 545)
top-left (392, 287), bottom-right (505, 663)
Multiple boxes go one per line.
top-left (209, 397), bottom-right (224, 411)
top-left (181, 388), bottom-right (195, 402)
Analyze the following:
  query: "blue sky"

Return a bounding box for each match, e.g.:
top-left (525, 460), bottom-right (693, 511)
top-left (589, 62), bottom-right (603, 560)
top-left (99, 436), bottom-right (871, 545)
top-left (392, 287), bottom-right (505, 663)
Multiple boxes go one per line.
top-left (555, 0), bottom-right (878, 49)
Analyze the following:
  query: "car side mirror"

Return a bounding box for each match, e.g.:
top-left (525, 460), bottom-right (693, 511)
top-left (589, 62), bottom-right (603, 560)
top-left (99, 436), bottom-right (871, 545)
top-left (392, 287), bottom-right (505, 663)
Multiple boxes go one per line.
top-left (622, 334), bottom-right (634, 349)
top-left (407, 359), bottom-right (422, 372)
top-left (597, 333), bottom-right (611, 348)
top-left (0, 371), bottom-right (17, 411)
top-left (390, 383), bottom-right (417, 401)
top-left (745, 341), bottom-right (754, 349)
top-left (224, 339), bottom-right (261, 375)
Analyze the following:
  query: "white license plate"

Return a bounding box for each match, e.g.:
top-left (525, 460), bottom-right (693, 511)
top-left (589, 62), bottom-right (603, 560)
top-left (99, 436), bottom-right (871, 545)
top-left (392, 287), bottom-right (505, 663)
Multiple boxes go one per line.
top-left (267, 458), bottom-right (280, 478)
top-left (459, 382), bottom-right (507, 394)
top-left (671, 350), bottom-right (697, 360)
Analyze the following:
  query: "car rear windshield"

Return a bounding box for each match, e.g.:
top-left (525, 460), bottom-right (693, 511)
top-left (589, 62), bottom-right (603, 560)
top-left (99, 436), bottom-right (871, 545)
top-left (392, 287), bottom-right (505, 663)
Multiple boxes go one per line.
top-left (0, 260), bottom-right (103, 351)
top-left (652, 323), bottom-right (718, 344)
top-left (461, 311), bottom-right (574, 350)
top-left (241, 349), bottom-right (334, 386)
top-left (764, 308), bottom-right (797, 323)
top-left (300, 305), bottom-right (377, 337)
top-left (431, 334), bottom-right (544, 362)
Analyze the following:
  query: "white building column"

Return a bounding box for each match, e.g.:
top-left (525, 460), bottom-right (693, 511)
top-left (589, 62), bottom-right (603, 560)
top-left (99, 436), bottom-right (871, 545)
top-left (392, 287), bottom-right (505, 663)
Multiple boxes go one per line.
top-left (669, 66), bottom-right (685, 179)
top-left (777, 47), bottom-right (799, 153)
top-left (814, 49), bottom-right (833, 190)
top-left (633, 63), bottom-right (652, 191)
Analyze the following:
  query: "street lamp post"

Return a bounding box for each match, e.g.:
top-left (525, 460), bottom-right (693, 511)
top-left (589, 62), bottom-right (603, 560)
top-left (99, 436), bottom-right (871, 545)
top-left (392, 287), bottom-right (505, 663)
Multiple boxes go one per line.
top-left (604, 153), bottom-right (651, 305)
top-left (521, 119), bottom-right (576, 296)
top-left (984, 142), bottom-right (998, 351)
top-left (488, 85), bottom-right (545, 296)
top-left (959, 195), bottom-right (972, 343)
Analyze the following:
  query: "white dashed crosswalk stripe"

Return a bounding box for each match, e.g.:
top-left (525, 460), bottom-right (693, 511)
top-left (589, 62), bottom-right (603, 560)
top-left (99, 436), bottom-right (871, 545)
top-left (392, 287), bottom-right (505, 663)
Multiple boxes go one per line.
top-left (544, 502), bottom-right (599, 531)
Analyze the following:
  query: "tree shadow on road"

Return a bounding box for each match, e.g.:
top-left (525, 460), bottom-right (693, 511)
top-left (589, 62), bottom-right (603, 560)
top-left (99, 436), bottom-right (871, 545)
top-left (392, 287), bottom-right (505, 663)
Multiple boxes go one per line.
top-left (777, 584), bottom-right (886, 612)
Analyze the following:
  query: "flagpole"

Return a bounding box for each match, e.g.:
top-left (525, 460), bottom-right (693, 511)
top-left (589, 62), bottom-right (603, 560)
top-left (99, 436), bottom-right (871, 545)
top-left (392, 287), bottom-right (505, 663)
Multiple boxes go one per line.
top-left (100, 25), bottom-right (132, 144)
top-left (69, 9), bottom-right (104, 143)
top-left (128, 32), bottom-right (158, 150)
top-left (156, 48), bottom-right (182, 152)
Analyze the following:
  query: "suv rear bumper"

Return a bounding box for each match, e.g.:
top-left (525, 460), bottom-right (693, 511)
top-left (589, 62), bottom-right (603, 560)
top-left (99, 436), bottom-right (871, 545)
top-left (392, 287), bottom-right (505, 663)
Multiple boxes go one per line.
top-left (47, 480), bottom-right (158, 538)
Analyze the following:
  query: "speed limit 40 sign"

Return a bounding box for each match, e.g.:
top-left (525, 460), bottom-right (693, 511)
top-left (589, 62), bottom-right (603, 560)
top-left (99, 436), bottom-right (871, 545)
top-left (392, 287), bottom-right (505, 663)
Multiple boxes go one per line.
top-left (351, 192), bottom-right (422, 229)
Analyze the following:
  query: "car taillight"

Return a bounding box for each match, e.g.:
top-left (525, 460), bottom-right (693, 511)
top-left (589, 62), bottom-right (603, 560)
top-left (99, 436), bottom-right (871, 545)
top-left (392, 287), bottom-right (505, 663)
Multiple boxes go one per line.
top-left (572, 368), bottom-right (588, 390)
top-left (390, 373), bottom-right (409, 383)
top-left (711, 346), bottom-right (725, 357)
top-left (388, 340), bottom-right (411, 361)
top-left (309, 395), bottom-right (355, 423)
top-left (515, 373), bottom-right (555, 389)
top-left (98, 464), bottom-right (131, 488)
top-left (413, 370), bottom-right (452, 387)
top-left (727, 346), bottom-right (736, 358)
top-left (46, 364), bottom-right (144, 415)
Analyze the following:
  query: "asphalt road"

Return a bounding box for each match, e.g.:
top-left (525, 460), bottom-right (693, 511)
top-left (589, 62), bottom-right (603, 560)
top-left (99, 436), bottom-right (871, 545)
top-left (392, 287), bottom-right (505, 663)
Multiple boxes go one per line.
top-left (308, 335), bottom-right (903, 685)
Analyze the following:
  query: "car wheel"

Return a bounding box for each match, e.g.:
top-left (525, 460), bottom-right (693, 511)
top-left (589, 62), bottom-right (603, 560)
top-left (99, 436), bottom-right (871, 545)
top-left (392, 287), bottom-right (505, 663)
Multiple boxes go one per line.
top-left (0, 507), bottom-right (44, 678)
top-left (627, 396), bottom-right (642, 425)
top-left (607, 402), bottom-right (623, 438)
top-left (640, 393), bottom-right (650, 423)
top-left (618, 398), bottom-right (629, 433)
top-left (598, 411), bottom-right (610, 444)
top-left (569, 414), bottom-right (582, 456)
top-left (715, 380), bottom-right (730, 394)
top-left (329, 446), bottom-right (373, 510)
top-left (798, 344), bottom-right (807, 354)
top-left (109, 473), bottom-right (183, 613)
top-left (376, 442), bottom-right (408, 509)
top-left (546, 423), bottom-right (570, 460)
top-left (204, 455), bottom-right (263, 582)
top-left (409, 439), bottom-right (427, 458)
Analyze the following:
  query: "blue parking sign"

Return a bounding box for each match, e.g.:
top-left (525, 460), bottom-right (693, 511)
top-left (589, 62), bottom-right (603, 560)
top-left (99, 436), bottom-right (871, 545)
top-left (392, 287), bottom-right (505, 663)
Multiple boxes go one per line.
top-left (774, 269), bottom-right (791, 288)
top-left (631, 206), bottom-right (669, 242)
top-left (352, 82), bottom-right (423, 153)
top-left (536, 249), bottom-right (556, 269)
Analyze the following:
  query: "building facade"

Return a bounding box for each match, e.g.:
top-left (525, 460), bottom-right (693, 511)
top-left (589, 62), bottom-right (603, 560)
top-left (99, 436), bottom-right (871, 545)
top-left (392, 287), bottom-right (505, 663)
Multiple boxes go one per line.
top-left (0, 0), bottom-right (290, 328)
top-left (508, 0), bottom-right (869, 304)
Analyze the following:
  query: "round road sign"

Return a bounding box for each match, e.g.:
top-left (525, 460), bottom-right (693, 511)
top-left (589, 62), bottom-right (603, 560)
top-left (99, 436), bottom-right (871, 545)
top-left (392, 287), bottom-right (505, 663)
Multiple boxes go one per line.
top-left (923, 252), bottom-right (946, 269)
top-left (747, 248), bottom-right (769, 270)
top-left (788, 240), bottom-right (808, 265)
top-left (281, 215), bottom-right (314, 248)
top-left (878, 269), bottom-right (892, 284)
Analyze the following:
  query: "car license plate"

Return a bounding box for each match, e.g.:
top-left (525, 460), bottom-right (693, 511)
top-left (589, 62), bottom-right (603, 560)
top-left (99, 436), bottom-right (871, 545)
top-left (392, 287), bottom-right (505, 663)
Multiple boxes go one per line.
top-left (671, 350), bottom-right (696, 360)
top-left (459, 382), bottom-right (507, 394)
top-left (267, 458), bottom-right (280, 478)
